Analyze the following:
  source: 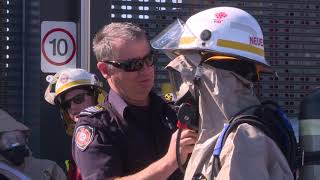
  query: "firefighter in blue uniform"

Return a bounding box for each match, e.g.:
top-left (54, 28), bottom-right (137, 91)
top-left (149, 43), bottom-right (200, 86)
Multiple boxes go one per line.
top-left (72, 22), bottom-right (198, 180)
top-left (45, 68), bottom-right (105, 180)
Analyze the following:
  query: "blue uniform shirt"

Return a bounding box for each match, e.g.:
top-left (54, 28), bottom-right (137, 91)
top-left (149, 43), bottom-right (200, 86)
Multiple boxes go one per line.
top-left (72, 90), bottom-right (181, 180)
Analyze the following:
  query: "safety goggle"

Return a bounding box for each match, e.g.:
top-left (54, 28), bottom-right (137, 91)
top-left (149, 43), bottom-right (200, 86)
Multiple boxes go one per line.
top-left (102, 52), bottom-right (156, 72)
top-left (0, 131), bottom-right (28, 151)
top-left (61, 92), bottom-right (93, 109)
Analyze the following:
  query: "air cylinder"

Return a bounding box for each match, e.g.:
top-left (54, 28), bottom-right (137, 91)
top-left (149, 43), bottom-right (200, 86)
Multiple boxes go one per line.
top-left (299, 89), bottom-right (320, 180)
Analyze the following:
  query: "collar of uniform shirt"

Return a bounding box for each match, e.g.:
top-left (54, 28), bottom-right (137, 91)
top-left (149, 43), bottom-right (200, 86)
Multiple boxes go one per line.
top-left (107, 89), bottom-right (128, 120)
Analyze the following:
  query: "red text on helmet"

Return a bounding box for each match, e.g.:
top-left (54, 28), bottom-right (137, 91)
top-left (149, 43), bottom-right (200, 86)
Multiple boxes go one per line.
top-left (249, 36), bottom-right (264, 47)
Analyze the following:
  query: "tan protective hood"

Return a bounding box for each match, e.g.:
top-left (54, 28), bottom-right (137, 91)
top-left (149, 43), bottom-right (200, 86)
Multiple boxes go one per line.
top-left (166, 55), bottom-right (293, 179)
top-left (166, 54), bottom-right (276, 179)
top-left (0, 109), bottom-right (29, 133)
top-left (166, 54), bottom-right (260, 136)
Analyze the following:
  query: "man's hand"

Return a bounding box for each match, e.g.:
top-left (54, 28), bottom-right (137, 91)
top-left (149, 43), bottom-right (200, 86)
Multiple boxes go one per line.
top-left (109, 129), bottom-right (198, 180)
top-left (164, 129), bottom-right (198, 167)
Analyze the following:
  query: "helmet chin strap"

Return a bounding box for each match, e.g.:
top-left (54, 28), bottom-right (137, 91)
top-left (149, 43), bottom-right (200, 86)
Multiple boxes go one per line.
top-left (192, 59), bottom-right (205, 126)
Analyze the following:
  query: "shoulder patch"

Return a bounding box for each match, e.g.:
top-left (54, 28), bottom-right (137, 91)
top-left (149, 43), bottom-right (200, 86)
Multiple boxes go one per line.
top-left (75, 125), bottom-right (94, 151)
top-left (79, 105), bottom-right (106, 117)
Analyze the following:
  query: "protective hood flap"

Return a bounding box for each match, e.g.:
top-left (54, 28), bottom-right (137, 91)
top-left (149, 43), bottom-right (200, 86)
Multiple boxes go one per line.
top-left (0, 109), bottom-right (29, 133)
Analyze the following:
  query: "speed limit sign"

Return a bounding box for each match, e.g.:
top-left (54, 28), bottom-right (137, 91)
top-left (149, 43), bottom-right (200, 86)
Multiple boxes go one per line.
top-left (41, 21), bottom-right (77, 73)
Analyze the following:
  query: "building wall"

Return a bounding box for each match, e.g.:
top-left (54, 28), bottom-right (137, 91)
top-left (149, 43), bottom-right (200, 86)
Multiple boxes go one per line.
top-left (0, 0), bottom-right (23, 119)
top-left (110, 0), bottom-right (320, 118)
top-left (1, 0), bottom-right (112, 166)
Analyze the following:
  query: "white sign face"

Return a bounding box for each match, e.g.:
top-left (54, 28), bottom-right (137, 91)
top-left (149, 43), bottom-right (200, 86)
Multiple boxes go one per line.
top-left (41, 21), bottom-right (77, 73)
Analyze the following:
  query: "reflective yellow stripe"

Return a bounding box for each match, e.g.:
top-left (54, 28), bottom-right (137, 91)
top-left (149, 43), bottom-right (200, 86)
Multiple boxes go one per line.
top-left (56, 80), bottom-right (91, 95)
top-left (206, 55), bottom-right (237, 61)
top-left (300, 119), bottom-right (320, 136)
top-left (65, 160), bottom-right (70, 172)
top-left (179, 36), bottom-right (196, 45)
top-left (217, 39), bottom-right (265, 57)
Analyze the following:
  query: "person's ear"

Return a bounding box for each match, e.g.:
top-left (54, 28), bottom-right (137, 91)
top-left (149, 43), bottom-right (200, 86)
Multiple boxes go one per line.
top-left (97, 62), bottom-right (110, 79)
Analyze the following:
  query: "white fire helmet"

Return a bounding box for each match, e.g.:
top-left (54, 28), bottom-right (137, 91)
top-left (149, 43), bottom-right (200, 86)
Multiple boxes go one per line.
top-left (44, 68), bottom-right (103, 105)
top-left (151, 7), bottom-right (272, 72)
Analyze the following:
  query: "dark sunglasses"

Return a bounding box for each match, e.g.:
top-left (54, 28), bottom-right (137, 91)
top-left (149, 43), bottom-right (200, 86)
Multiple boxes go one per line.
top-left (102, 52), bottom-right (156, 72)
top-left (61, 92), bottom-right (93, 109)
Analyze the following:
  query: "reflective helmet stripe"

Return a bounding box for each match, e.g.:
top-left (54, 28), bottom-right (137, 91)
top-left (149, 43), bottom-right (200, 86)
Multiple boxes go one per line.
top-left (56, 79), bottom-right (92, 95)
top-left (217, 39), bottom-right (264, 57)
top-left (179, 36), bottom-right (196, 45)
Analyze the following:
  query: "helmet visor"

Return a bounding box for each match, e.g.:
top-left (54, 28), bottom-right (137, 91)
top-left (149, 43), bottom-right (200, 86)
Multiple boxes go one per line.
top-left (151, 19), bottom-right (184, 50)
top-left (151, 19), bottom-right (198, 59)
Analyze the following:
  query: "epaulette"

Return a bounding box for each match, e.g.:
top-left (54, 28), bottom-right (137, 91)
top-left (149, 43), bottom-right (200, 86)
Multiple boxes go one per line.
top-left (79, 104), bottom-right (106, 117)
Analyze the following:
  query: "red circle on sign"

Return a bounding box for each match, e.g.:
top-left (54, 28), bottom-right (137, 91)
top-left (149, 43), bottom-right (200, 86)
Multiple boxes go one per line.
top-left (41, 28), bottom-right (76, 66)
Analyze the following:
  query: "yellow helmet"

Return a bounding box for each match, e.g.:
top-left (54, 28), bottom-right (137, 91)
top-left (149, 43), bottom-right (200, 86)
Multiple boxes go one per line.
top-left (44, 68), bottom-right (103, 105)
top-left (44, 68), bottom-right (106, 136)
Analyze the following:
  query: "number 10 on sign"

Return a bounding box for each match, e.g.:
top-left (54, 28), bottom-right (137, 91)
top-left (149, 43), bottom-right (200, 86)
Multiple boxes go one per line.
top-left (41, 21), bottom-right (77, 73)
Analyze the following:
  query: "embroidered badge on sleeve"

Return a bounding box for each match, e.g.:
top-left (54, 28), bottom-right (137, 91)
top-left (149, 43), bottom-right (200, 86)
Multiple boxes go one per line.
top-left (75, 125), bottom-right (94, 151)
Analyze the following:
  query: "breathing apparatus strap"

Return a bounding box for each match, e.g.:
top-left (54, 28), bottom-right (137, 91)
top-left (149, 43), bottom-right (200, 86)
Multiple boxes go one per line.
top-left (211, 102), bottom-right (299, 178)
top-left (193, 64), bottom-right (203, 119)
top-left (176, 128), bottom-right (186, 173)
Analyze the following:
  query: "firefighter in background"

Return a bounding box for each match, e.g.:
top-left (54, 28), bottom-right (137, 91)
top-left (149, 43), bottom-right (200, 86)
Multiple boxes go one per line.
top-left (0, 109), bottom-right (67, 180)
top-left (45, 68), bottom-right (105, 180)
top-left (152, 7), bottom-right (294, 180)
